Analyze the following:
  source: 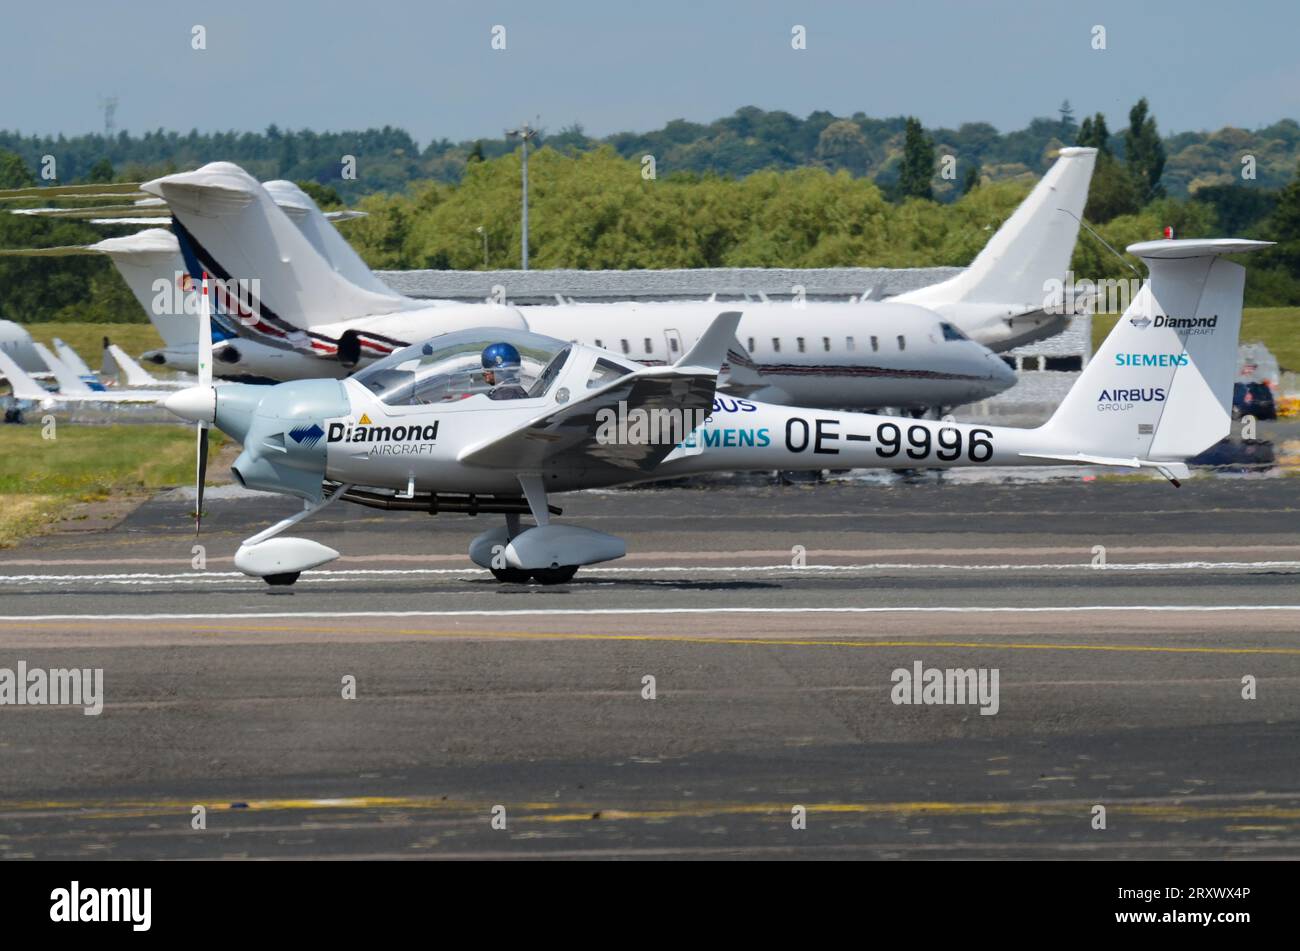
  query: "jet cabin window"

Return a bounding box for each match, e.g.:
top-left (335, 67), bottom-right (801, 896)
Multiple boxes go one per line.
top-left (796, 337), bottom-right (806, 353)
top-left (897, 335), bottom-right (906, 351)
top-left (353, 330), bottom-right (569, 406)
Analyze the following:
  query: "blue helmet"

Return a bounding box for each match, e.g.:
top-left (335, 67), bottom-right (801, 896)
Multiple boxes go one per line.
top-left (481, 342), bottom-right (522, 369)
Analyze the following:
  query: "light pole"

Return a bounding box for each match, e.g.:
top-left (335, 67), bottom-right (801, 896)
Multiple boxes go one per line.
top-left (475, 226), bottom-right (488, 268)
top-left (505, 122), bottom-right (537, 270)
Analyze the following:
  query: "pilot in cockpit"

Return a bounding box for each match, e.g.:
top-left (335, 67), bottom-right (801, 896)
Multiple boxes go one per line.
top-left (481, 342), bottom-right (530, 400)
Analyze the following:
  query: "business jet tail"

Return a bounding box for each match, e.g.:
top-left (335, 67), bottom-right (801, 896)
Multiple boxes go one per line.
top-left (141, 163), bottom-right (415, 333)
top-left (897, 147), bottom-right (1097, 313)
top-left (261, 180), bottom-right (392, 297)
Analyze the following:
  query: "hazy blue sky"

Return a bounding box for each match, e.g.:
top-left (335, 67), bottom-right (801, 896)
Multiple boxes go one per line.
top-left (3, 0), bottom-right (1296, 143)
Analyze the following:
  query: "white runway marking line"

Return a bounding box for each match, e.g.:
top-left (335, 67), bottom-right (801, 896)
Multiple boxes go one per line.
top-left (5, 543), bottom-right (1300, 567)
top-left (2, 605), bottom-right (1300, 622)
top-left (1, 560), bottom-right (1298, 587)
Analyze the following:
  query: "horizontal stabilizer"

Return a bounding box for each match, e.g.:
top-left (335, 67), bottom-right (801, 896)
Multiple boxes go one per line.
top-left (0, 243), bottom-right (101, 257)
top-left (10, 203), bottom-right (164, 218)
top-left (1019, 452), bottom-right (1189, 480)
top-left (0, 182), bottom-right (145, 200)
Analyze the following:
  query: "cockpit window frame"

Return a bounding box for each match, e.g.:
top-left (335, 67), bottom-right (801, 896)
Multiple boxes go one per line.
top-left (352, 328), bottom-right (573, 407)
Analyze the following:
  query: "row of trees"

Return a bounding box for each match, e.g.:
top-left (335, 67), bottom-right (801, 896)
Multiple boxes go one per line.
top-left (339, 145), bottom-right (1296, 301)
top-left (3, 104), bottom-right (1298, 201)
top-left (2, 97), bottom-right (1298, 324)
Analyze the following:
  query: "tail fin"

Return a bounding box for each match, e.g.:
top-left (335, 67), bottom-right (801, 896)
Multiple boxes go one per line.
top-left (31, 343), bottom-right (92, 395)
top-left (0, 319), bottom-right (47, 375)
top-left (141, 163), bottom-right (414, 331)
top-left (896, 147), bottom-right (1096, 309)
top-left (0, 348), bottom-right (50, 401)
top-left (261, 180), bottom-right (398, 297)
top-left (1038, 238), bottom-right (1271, 462)
top-left (91, 229), bottom-right (199, 351)
top-left (52, 338), bottom-right (93, 377)
top-left (0, 230), bottom-right (199, 353)
top-left (104, 343), bottom-right (160, 387)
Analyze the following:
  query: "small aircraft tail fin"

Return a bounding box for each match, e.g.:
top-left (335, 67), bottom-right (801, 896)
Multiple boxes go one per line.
top-left (104, 343), bottom-right (160, 387)
top-left (32, 342), bottom-right (92, 395)
top-left (1039, 238), bottom-right (1271, 462)
top-left (0, 348), bottom-right (50, 401)
top-left (895, 147), bottom-right (1096, 309)
top-left (52, 338), bottom-right (93, 377)
top-left (0, 319), bottom-right (46, 375)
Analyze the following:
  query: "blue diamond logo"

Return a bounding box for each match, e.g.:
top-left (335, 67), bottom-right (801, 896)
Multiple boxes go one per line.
top-left (289, 423), bottom-right (325, 447)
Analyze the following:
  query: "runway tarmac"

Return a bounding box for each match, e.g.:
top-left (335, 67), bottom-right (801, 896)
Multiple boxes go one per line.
top-left (0, 474), bottom-right (1298, 859)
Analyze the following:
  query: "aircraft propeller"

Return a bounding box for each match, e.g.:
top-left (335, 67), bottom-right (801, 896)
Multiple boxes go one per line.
top-left (194, 274), bottom-right (213, 532)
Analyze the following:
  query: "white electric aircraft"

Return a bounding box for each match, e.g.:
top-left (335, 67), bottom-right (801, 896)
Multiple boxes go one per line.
top-left (162, 238), bottom-right (1266, 586)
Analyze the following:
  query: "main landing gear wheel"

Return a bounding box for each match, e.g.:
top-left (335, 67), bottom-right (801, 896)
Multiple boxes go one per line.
top-left (263, 572), bottom-right (301, 586)
top-left (490, 566), bottom-right (532, 583)
top-left (530, 565), bottom-right (578, 585)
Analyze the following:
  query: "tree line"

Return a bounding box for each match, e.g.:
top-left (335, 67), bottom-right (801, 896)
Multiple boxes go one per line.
top-left (2, 102), bottom-right (1298, 201)
top-left (1, 99), bottom-right (1298, 324)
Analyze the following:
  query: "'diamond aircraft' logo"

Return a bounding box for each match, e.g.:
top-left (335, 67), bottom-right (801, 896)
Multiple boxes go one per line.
top-left (1129, 315), bottom-right (1152, 329)
top-left (289, 423), bottom-right (325, 447)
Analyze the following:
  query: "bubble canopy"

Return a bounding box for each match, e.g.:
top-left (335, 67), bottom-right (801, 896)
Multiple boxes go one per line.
top-left (352, 329), bottom-right (572, 406)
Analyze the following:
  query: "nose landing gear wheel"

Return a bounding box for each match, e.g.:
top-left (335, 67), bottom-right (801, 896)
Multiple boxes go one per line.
top-left (263, 572), bottom-right (301, 586)
top-left (489, 566), bottom-right (532, 583)
top-left (530, 565), bottom-right (578, 585)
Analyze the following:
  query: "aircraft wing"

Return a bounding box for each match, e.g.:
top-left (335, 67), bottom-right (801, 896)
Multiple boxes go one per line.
top-left (458, 312), bottom-right (740, 473)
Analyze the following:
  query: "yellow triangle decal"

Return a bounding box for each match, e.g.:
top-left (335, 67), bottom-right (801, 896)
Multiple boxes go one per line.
top-left (359, 413), bottom-right (372, 425)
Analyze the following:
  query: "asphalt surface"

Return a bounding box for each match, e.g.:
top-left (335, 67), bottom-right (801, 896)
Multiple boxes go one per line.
top-left (0, 473), bottom-right (1298, 859)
